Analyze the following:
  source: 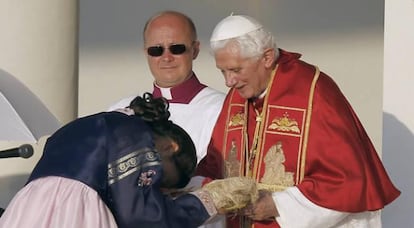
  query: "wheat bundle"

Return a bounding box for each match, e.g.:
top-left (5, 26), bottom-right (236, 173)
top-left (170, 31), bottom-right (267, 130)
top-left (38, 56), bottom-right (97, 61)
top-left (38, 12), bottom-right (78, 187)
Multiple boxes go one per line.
top-left (203, 177), bottom-right (259, 212)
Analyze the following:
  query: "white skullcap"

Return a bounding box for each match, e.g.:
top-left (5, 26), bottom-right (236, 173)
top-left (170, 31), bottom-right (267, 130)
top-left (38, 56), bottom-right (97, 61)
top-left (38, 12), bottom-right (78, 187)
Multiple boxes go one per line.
top-left (210, 14), bottom-right (263, 42)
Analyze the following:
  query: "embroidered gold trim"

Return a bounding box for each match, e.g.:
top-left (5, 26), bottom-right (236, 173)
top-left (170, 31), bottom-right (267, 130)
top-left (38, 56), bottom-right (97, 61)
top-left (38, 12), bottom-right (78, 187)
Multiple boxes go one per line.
top-left (298, 66), bottom-right (320, 183)
top-left (228, 112), bottom-right (245, 127)
top-left (225, 140), bottom-right (241, 177)
top-left (252, 66), bottom-right (278, 179)
top-left (260, 142), bottom-right (294, 189)
top-left (108, 148), bottom-right (160, 185)
top-left (268, 112), bottom-right (301, 133)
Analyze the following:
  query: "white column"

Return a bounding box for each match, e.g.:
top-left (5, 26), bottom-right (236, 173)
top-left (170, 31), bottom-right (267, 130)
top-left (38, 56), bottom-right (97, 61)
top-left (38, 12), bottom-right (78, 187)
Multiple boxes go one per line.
top-left (0, 0), bottom-right (78, 208)
top-left (0, 1), bottom-right (78, 123)
top-left (382, 0), bottom-right (414, 226)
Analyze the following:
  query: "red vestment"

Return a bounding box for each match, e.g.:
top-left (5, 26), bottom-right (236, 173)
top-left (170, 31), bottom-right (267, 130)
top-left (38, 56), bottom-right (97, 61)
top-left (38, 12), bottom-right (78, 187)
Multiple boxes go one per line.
top-left (196, 49), bottom-right (400, 228)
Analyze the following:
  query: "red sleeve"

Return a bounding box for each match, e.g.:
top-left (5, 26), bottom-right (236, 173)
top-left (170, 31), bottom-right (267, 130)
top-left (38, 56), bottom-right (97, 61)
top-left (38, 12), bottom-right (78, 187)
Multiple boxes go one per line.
top-left (297, 74), bottom-right (400, 212)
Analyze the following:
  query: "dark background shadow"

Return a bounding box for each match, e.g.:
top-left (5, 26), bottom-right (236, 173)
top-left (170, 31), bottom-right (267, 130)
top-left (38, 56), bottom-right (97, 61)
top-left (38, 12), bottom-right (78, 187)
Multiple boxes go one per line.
top-left (382, 112), bottom-right (414, 227)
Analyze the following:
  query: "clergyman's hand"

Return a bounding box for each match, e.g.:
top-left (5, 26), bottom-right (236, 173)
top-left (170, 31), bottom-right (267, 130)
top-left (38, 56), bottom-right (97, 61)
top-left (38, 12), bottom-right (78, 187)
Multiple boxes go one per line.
top-left (242, 190), bottom-right (278, 221)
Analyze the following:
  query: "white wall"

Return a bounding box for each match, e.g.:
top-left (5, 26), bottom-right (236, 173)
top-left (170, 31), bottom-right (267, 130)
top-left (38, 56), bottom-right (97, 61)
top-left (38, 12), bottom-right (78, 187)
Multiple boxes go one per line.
top-left (0, 1), bottom-right (78, 123)
top-left (381, 0), bottom-right (414, 227)
top-left (0, 1), bottom-right (78, 209)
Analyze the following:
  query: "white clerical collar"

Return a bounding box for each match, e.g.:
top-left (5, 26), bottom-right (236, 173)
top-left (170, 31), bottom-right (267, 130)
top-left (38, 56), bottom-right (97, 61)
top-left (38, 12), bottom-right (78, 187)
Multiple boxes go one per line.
top-left (152, 73), bottom-right (206, 104)
top-left (258, 89), bottom-right (267, 99)
top-left (257, 89), bottom-right (267, 99)
top-left (159, 87), bottom-right (172, 100)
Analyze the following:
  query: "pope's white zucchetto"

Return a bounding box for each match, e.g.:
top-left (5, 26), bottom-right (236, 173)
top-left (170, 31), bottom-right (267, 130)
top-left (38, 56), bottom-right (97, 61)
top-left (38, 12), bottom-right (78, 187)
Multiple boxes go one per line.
top-left (210, 14), bottom-right (263, 42)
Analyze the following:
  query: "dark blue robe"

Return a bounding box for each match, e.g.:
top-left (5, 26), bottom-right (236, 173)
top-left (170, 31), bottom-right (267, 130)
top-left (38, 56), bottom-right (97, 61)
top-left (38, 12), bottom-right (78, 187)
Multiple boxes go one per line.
top-left (28, 111), bottom-right (210, 228)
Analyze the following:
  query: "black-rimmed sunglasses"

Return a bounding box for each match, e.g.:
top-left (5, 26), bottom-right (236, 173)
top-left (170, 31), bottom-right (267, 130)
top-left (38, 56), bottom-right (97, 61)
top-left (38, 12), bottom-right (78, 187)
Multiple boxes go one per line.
top-left (147, 44), bottom-right (188, 57)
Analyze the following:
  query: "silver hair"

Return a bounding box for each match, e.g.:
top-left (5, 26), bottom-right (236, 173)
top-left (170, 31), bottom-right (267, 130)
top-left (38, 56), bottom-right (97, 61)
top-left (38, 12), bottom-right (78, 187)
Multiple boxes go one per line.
top-left (210, 27), bottom-right (279, 60)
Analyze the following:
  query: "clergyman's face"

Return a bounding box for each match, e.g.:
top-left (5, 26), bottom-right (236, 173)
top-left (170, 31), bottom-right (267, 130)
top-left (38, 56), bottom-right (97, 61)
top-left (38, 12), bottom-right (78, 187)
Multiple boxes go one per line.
top-left (144, 13), bottom-right (200, 88)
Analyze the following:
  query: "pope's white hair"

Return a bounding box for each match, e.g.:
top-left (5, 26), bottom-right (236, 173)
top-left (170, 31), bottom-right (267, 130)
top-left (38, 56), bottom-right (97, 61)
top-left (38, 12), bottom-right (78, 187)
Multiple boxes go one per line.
top-left (210, 27), bottom-right (279, 60)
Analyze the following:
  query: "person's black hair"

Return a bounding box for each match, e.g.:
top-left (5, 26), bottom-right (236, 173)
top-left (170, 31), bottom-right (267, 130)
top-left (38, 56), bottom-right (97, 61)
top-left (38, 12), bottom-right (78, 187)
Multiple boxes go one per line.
top-left (128, 92), bottom-right (197, 188)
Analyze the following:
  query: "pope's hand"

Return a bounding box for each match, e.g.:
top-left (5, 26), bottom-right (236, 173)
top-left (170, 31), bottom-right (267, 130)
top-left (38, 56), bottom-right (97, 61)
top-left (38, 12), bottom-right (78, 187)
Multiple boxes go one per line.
top-left (242, 190), bottom-right (278, 221)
